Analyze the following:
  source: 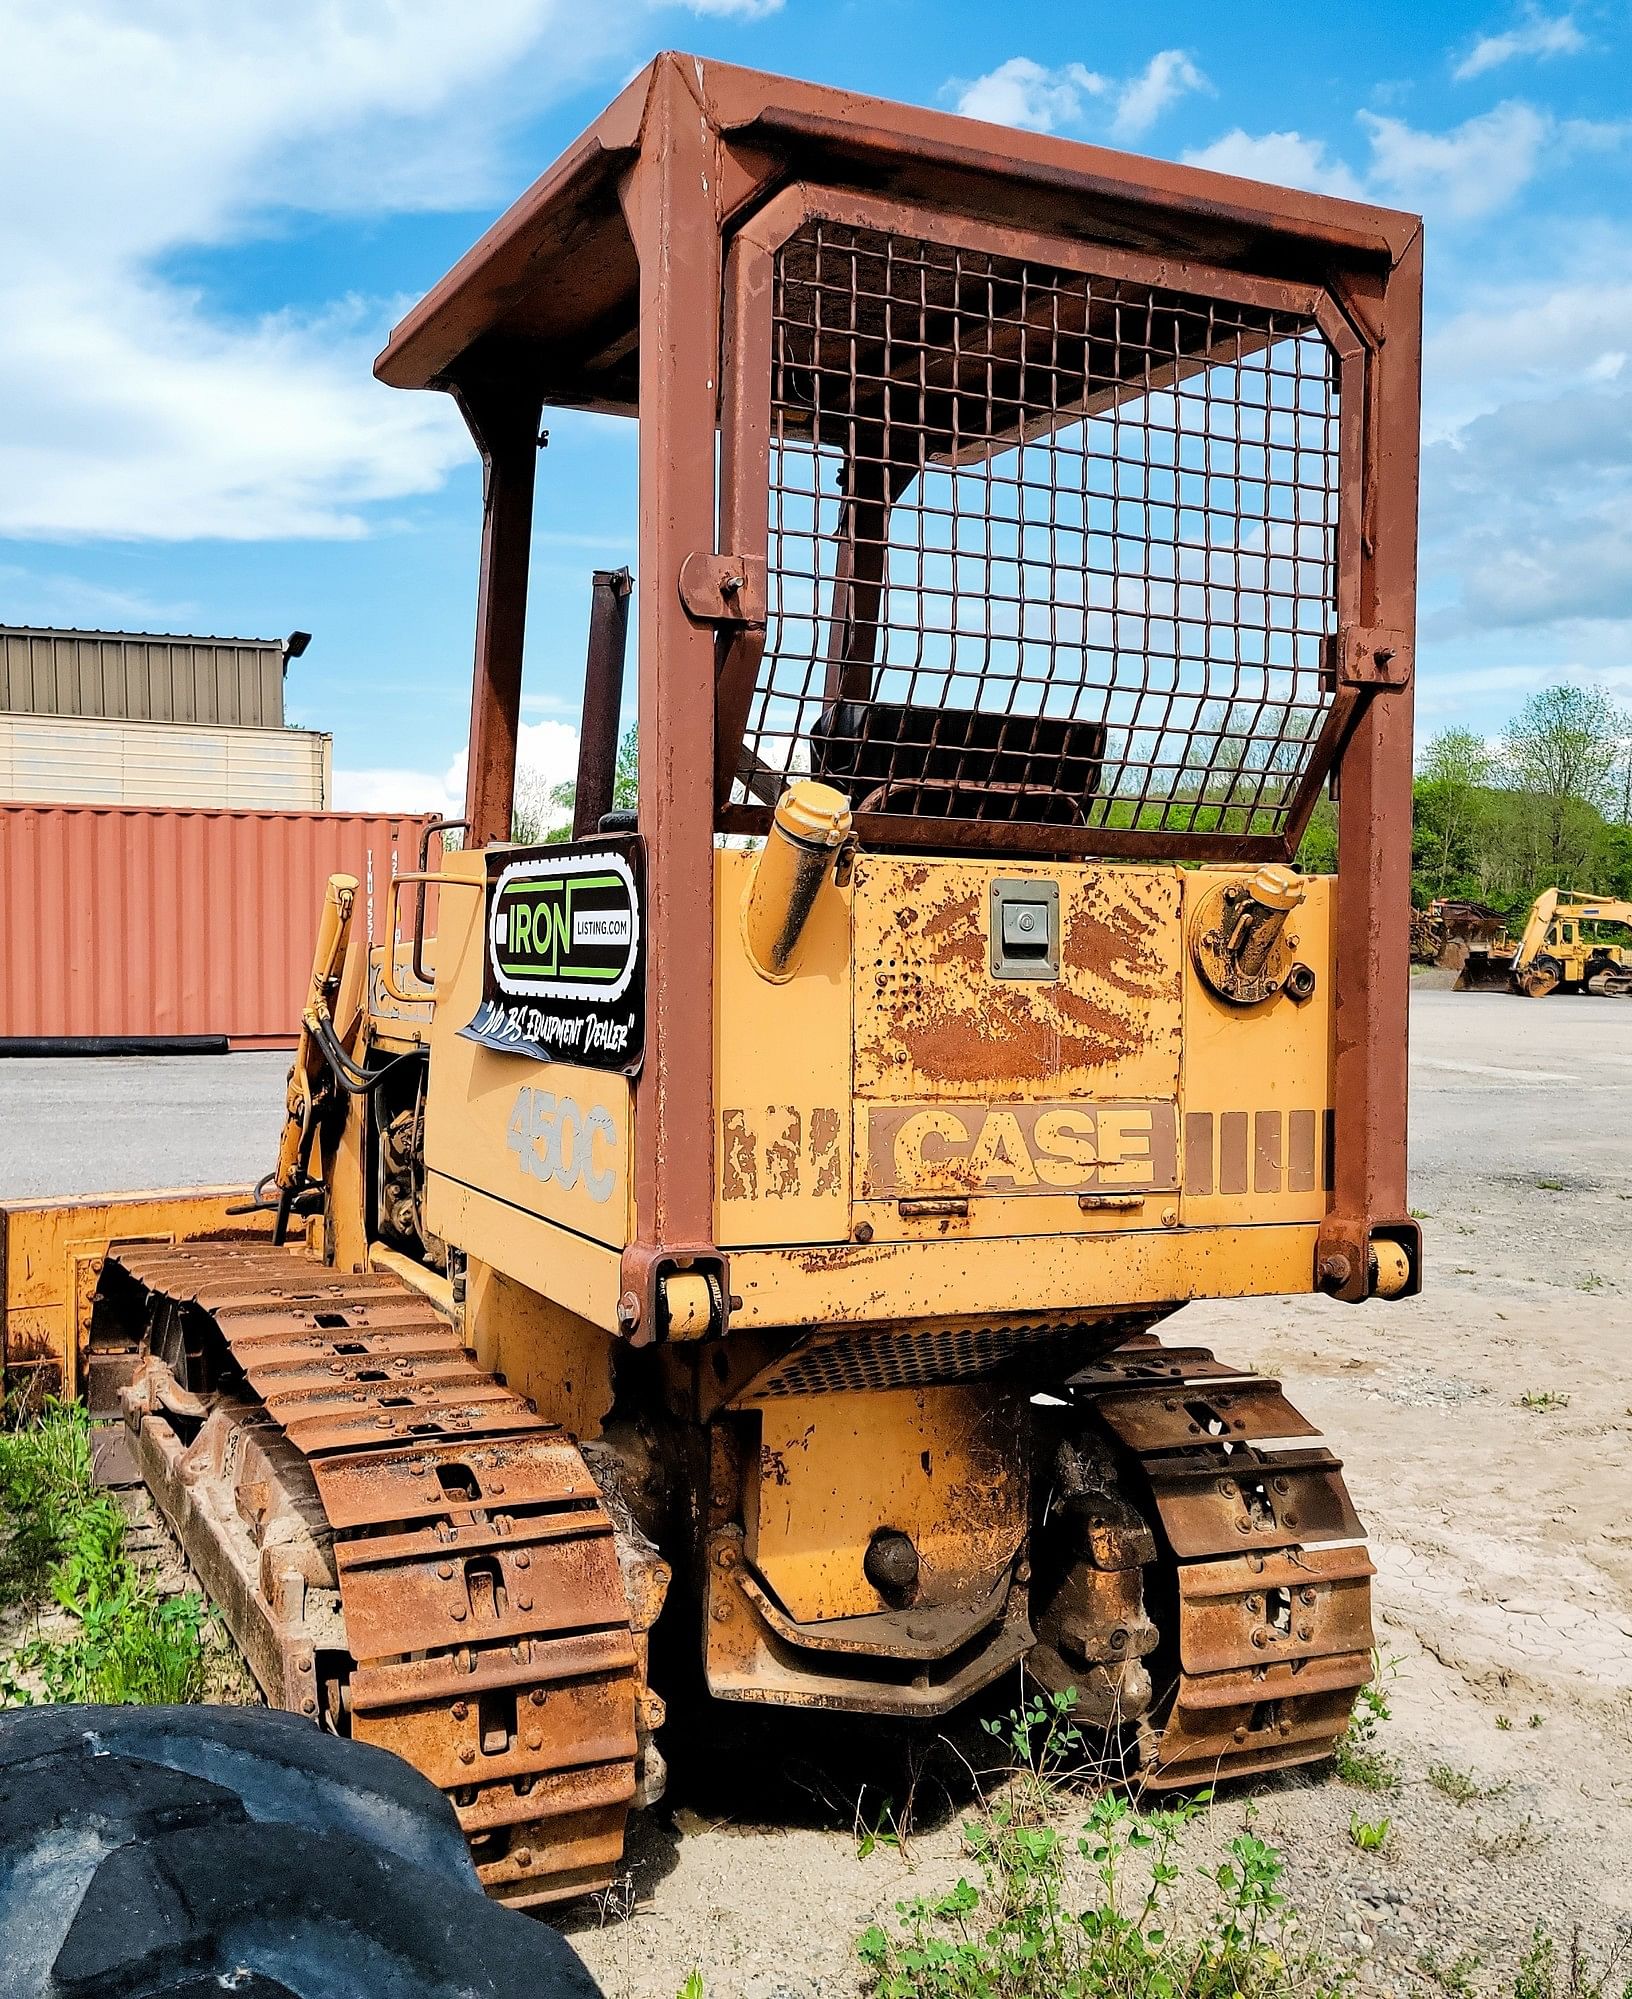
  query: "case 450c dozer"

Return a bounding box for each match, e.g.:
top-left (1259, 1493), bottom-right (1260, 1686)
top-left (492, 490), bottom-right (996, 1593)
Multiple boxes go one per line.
top-left (0, 58), bottom-right (1425, 1911)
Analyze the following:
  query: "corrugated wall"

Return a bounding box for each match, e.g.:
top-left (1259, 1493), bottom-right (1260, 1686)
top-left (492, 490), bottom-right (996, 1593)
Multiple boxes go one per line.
top-left (0, 628), bottom-right (286, 727)
top-left (0, 715), bottom-right (330, 809)
top-left (0, 806), bottom-right (436, 1047)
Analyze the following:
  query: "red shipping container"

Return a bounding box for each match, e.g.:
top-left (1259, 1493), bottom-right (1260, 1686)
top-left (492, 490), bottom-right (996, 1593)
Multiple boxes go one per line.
top-left (0, 805), bottom-right (437, 1049)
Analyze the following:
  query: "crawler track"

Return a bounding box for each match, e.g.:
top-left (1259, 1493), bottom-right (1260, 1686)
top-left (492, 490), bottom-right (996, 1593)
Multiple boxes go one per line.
top-left (105, 1242), bottom-right (651, 1909)
top-left (1072, 1340), bottom-right (1375, 1787)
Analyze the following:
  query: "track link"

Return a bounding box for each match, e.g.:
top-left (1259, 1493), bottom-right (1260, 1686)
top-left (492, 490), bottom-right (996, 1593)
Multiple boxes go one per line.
top-left (106, 1242), bottom-right (656, 1909)
top-left (1072, 1339), bottom-right (1375, 1788)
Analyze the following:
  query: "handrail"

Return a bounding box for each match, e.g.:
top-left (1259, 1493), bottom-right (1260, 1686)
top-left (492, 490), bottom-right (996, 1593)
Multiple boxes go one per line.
top-left (379, 870), bottom-right (481, 1006)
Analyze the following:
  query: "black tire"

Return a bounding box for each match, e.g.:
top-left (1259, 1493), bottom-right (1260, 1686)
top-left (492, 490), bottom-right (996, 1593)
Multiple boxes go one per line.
top-left (0, 1704), bottom-right (604, 1999)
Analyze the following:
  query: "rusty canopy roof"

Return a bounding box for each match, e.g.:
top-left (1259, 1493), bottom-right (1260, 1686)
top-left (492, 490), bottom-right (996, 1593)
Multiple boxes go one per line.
top-left (373, 51), bottom-right (1420, 414)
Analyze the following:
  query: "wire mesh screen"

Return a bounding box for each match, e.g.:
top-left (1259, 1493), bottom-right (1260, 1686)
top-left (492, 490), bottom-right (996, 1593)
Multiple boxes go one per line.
top-left (732, 220), bottom-right (1343, 844)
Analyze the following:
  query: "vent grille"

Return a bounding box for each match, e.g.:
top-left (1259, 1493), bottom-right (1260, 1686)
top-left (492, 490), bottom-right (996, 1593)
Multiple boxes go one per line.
top-left (752, 1320), bottom-right (1145, 1397)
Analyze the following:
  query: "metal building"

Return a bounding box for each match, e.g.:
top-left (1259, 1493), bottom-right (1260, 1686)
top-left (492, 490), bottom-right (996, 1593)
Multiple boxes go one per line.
top-left (0, 626), bottom-right (327, 809)
top-left (0, 625), bottom-right (306, 727)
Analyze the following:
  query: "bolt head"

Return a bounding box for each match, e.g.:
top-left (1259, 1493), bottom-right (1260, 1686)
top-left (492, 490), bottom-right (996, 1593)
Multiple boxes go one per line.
top-left (300, 1697), bottom-right (317, 1715)
top-left (514, 1552), bottom-right (530, 1570)
top-left (530, 1689), bottom-right (547, 1707)
top-left (452, 1700), bottom-right (469, 1720)
top-left (458, 1746), bottom-right (475, 1765)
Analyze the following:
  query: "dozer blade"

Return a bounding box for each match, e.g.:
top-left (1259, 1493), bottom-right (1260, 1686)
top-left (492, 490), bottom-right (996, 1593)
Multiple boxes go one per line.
top-left (1454, 955), bottom-right (1515, 992)
top-left (99, 1239), bottom-right (665, 1911)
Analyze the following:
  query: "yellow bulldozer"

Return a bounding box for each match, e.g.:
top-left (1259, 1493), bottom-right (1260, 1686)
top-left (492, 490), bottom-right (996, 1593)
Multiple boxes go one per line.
top-left (0, 57), bottom-right (1425, 1911)
top-left (1453, 887), bottom-right (1632, 995)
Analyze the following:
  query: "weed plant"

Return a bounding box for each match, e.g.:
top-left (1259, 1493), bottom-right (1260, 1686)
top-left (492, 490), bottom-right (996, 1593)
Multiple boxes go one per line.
top-left (0, 1400), bottom-right (207, 1705)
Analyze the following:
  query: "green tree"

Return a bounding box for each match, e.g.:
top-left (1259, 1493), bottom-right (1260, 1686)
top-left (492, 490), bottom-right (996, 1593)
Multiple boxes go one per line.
top-left (1413, 727), bottom-right (1494, 902)
top-left (535, 722), bottom-right (638, 844)
top-left (1500, 684), bottom-right (1625, 887)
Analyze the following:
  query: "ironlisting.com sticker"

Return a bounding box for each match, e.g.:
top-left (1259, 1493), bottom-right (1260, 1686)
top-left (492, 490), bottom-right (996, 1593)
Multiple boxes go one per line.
top-left (461, 838), bottom-right (645, 1074)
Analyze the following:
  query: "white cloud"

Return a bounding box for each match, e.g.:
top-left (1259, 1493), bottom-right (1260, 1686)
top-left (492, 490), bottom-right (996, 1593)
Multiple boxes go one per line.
top-left (336, 717), bottom-right (580, 817)
top-left (950, 49), bottom-right (1206, 141)
top-left (1185, 100), bottom-right (1617, 226)
top-left (0, 1), bottom-right (638, 543)
top-left (1360, 101), bottom-right (1552, 221)
top-left (1110, 50), bottom-right (1209, 141)
top-left (1453, 9), bottom-right (1585, 81)
top-left (953, 58), bottom-right (1108, 134)
top-left (1181, 130), bottom-right (1365, 199)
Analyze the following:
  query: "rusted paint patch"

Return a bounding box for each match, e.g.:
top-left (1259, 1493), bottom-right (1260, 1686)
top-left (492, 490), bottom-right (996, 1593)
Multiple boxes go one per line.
top-left (720, 1106), bottom-right (847, 1209)
top-left (854, 859), bottom-right (1182, 1097)
top-left (764, 1109), bottom-right (802, 1198)
top-left (810, 1107), bottom-right (842, 1197)
top-left (721, 1110), bottom-right (758, 1202)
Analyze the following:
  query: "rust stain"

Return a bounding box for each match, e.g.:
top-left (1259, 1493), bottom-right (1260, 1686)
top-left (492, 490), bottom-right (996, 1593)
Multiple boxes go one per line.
top-left (764, 1109), bottom-right (802, 1198)
top-left (720, 1111), bottom-right (757, 1202)
top-left (1066, 888), bottom-right (1176, 1004)
top-left (810, 1107), bottom-right (842, 1198)
top-left (857, 865), bottom-right (1181, 1090)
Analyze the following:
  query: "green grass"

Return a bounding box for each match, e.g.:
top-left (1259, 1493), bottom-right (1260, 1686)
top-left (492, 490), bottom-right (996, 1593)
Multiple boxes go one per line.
top-left (1516, 1391), bottom-right (1571, 1413)
top-left (1428, 1762), bottom-right (1508, 1807)
top-left (1333, 1654), bottom-right (1400, 1793)
top-left (1349, 1812), bottom-right (1391, 1852)
top-left (0, 1400), bottom-right (208, 1706)
top-left (1514, 1924), bottom-right (1632, 1999)
top-left (0, 1390), bottom-right (95, 1610)
top-left (857, 1789), bottom-right (1343, 1999)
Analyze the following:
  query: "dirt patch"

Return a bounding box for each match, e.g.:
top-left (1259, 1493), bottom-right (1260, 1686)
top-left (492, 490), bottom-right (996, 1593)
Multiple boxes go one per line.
top-left (572, 994), bottom-right (1632, 1997)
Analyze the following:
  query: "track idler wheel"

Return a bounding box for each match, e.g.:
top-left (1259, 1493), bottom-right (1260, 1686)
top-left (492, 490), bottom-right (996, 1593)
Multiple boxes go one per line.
top-left (1519, 958), bottom-right (1562, 997)
top-left (1045, 1342), bottom-right (1375, 1789)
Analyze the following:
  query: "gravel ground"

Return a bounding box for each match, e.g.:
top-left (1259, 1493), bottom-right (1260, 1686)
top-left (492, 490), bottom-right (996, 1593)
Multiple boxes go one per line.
top-left (571, 988), bottom-right (1632, 1999)
top-left (4, 990), bottom-right (1628, 1996)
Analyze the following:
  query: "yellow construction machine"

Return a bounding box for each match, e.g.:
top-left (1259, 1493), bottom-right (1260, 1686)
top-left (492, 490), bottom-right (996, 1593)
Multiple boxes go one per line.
top-left (1508, 889), bottom-right (1632, 996)
top-left (0, 58), bottom-right (1425, 1910)
top-left (1453, 887), bottom-right (1632, 995)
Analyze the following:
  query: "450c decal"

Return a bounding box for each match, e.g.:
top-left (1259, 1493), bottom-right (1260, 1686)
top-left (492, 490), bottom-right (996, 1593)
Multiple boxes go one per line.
top-left (506, 1086), bottom-right (618, 1204)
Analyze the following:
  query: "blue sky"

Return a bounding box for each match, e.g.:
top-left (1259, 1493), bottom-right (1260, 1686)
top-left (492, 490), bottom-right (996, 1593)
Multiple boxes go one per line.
top-left (2, 0), bottom-right (1628, 809)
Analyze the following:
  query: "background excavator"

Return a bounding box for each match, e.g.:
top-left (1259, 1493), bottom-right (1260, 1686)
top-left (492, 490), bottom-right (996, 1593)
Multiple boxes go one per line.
top-left (0, 55), bottom-right (1425, 1914)
top-left (1449, 887), bottom-right (1632, 995)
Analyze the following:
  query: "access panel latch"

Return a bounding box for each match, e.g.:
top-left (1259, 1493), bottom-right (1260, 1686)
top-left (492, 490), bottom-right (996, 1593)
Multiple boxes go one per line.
top-left (990, 879), bottom-right (1060, 981)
